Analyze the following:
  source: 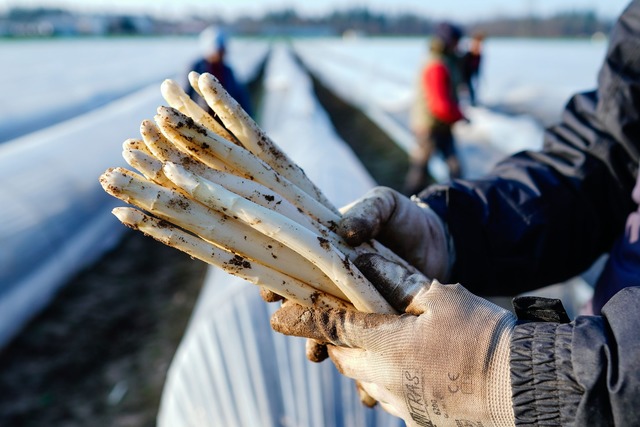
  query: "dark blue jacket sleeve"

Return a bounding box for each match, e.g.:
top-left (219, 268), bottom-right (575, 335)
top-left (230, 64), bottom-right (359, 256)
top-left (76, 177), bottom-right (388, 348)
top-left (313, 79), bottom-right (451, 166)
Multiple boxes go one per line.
top-left (510, 287), bottom-right (640, 426)
top-left (420, 1), bottom-right (640, 296)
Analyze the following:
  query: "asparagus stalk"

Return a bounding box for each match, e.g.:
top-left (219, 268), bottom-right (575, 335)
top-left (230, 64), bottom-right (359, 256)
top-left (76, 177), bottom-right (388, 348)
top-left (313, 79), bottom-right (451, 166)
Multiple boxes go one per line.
top-left (123, 138), bottom-right (151, 155)
top-left (101, 75), bottom-right (422, 319)
top-left (154, 106), bottom-right (419, 274)
top-left (113, 207), bottom-right (352, 310)
top-left (195, 72), bottom-right (338, 213)
top-left (122, 147), bottom-right (169, 186)
top-left (160, 79), bottom-right (239, 145)
top-left (162, 160), bottom-right (361, 258)
top-left (155, 106), bottom-right (339, 226)
top-left (100, 167), bottom-right (345, 300)
top-left (124, 146), bottom-right (378, 287)
top-left (162, 161), bottom-right (396, 314)
top-left (139, 119), bottom-right (233, 175)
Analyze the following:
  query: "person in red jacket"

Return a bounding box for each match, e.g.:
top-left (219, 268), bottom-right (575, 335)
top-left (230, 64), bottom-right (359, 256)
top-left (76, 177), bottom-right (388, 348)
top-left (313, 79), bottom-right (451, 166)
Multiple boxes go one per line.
top-left (405, 22), bottom-right (465, 196)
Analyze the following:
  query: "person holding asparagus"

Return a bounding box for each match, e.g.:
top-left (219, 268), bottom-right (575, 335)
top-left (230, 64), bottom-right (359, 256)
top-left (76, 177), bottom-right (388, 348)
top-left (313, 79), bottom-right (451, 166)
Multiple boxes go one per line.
top-left (270, 1), bottom-right (640, 425)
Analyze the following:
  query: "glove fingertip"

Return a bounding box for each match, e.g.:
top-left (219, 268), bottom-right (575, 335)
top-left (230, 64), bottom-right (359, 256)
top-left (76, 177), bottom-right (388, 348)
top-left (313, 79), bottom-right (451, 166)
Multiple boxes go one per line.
top-left (305, 339), bottom-right (329, 363)
top-left (270, 302), bottom-right (304, 334)
top-left (337, 216), bottom-right (373, 247)
top-left (260, 287), bottom-right (284, 303)
top-left (355, 381), bottom-right (378, 408)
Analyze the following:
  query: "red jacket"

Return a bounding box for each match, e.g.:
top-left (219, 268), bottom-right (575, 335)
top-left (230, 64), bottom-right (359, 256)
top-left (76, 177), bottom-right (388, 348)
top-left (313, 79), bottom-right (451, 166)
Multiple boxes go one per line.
top-left (422, 60), bottom-right (464, 124)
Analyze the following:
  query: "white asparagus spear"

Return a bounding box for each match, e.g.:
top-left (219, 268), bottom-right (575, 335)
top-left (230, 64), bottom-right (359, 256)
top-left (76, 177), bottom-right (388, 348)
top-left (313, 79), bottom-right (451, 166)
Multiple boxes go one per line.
top-left (123, 147), bottom-right (329, 243)
top-left (187, 71), bottom-right (204, 99)
top-left (196, 72), bottom-right (338, 213)
top-left (160, 79), bottom-right (239, 144)
top-left (131, 123), bottom-right (398, 272)
top-left (113, 207), bottom-right (352, 310)
top-left (154, 106), bottom-right (419, 274)
top-left (139, 119), bottom-right (234, 175)
top-left (122, 147), bottom-right (169, 186)
top-left (162, 162), bottom-right (396, 314)
top-left (130, 122), bottom-right (351, 254)
top-left (163, 161), bottom-right (363, 258)
top-left (123, 144), bottom-right (366, 268)
top-left (123, 138), bottom-right (152, 155)
top-left (124, 137), bottom-right (346, 253)
top-left (155, 106), bottom-right (339, 226)
top-left (100, 167), bottom-right (345, 300)
top-left (190, 165), bottom-right (408, 271)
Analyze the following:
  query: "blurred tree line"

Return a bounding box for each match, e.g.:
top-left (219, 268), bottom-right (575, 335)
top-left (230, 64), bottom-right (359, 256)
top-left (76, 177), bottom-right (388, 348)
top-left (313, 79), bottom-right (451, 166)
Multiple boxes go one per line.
top-left (0, 6), bottom-right (614, 38)
top-left (238, 8), bottom-right (612, 37)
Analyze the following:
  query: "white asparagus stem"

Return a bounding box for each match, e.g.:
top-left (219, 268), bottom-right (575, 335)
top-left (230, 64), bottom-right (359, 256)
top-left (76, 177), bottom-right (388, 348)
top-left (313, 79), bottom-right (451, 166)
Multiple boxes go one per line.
top-left (123, 138), bottom-right (151, 155)
top-left (164, 161), bottom-right (361, 258)
top-left (160, 79), bottom-right (239, 144)
top-left (163, 162), bottom-right (396, 314)
top-left (100, 167), bottom-right (345, 300)
top-left (113, 207), bottom-right (352, 310)
top-left (123, 148), bottom-right (335, 245)
top-left (139, 119), bottom-right (233, 174)
top-left (134, 119), bottom-right (412, 274)
top-left (123, 144), bottom-right (361, 263)
top-left (154, 107), bottom-right (418, 274)
top-left (155, 106), bottom-right (339, 226)
top-left (122, 147), bottom-right (169, 185)
top-left (197, 72), bottom-right (338, 213)
top-left (188, 71), bottom-right (204, 99)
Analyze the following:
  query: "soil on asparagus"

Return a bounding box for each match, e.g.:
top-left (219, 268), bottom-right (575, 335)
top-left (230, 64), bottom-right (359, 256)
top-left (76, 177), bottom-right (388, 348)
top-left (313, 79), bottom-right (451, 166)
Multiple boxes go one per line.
top-left (0, 49), bottom-right (410, 427)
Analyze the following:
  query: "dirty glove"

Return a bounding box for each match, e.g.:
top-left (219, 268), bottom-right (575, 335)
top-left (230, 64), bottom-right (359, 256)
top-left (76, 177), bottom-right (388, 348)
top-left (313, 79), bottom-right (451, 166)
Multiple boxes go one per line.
top-left (271, 254), bottom-right (515, 427)
top-left (338, 186), bottom-right (453, 282)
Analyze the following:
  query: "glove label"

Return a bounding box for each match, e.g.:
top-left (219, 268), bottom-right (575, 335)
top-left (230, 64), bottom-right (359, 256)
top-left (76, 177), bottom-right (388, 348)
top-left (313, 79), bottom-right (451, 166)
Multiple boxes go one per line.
top-left (403, 369), bottom-right (435, 427)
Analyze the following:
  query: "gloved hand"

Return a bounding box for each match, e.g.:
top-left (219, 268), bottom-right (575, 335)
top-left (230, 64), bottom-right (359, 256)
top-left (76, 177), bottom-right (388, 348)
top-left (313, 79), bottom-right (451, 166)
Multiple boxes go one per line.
top-left (271, 254), bottom-right (516, 427)
top-left (338, 186), bottom-right (454, 282)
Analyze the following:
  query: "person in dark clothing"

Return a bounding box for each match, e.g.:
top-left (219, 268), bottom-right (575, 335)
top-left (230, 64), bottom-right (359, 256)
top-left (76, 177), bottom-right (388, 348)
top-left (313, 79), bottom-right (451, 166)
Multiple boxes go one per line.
top-left (184, 26), bottom-right (253, 117)
top-left (270, 1), bottom-right (640, 425)
top-left (461, 32), bottom-right (484, 106)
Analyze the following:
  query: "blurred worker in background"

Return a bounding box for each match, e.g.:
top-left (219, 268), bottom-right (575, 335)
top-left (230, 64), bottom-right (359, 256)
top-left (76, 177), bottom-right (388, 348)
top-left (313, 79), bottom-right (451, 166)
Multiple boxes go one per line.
top-left (405, 22), bottom-right (466, 196)
top-left (461, 32), bottom-right (485, 106)
top-left (271, 1), bottom-right (640, 425)
top-left (185, 25), bottom-right (253, 117)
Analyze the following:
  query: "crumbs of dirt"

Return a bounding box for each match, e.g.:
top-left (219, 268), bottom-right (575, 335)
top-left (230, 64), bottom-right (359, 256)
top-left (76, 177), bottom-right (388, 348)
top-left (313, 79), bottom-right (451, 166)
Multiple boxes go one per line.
top-left (0, 230), bottom-right (207, 427)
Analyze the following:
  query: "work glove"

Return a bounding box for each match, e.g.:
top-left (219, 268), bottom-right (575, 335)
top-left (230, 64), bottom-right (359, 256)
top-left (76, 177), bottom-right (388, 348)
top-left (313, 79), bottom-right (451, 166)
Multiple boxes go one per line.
top-left (262, 187), bottom-right (452, 362)
top-left (271, 254), bottom-right (516, 427)
top-left (338, 186), bottom-right (454, 282)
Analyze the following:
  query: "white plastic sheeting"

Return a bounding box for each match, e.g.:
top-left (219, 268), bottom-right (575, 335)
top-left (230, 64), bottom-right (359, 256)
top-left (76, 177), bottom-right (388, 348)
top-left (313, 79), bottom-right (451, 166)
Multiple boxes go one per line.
top-left (0, 38), bottom-right (268, 143)
top-left (157, 45), bottom-right (405, 427)
top-left (0, 85), bottom-right (162, 349)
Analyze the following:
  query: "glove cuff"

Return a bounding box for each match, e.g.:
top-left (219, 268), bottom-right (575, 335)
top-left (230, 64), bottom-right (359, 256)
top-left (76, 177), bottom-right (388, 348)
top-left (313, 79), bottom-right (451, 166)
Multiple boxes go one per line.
top-left (486, 315), bottom-right (516, 426)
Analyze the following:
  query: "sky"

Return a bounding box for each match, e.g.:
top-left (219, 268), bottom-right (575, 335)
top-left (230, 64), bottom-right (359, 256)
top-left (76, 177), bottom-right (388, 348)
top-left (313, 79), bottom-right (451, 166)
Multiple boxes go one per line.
top-left (0, 0), bottom-right (631, 22)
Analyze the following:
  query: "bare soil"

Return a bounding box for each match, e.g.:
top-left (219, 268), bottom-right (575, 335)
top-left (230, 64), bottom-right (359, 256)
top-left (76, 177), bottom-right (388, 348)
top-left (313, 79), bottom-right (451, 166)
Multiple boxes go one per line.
top-left (0, 231), bottom-right (207, 427)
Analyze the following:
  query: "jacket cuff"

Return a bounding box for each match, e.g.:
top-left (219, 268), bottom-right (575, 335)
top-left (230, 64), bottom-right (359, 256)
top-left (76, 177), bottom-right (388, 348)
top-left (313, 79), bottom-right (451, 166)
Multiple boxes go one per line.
top-left (510, 322), bottom-right (583, 426)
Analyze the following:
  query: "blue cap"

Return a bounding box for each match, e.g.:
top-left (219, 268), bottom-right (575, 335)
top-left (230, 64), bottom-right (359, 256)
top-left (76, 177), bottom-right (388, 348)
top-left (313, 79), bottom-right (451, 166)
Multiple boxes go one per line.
top-left (199, 26), bottom-right (227, 56)
top-left (434, 22), bottom-right (463, 48)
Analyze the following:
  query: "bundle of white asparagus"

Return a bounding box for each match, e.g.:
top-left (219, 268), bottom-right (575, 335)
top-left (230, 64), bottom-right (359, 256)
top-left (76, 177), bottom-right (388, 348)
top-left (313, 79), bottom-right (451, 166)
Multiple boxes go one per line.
top-left (100, 72), bottom-right (410, 315)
